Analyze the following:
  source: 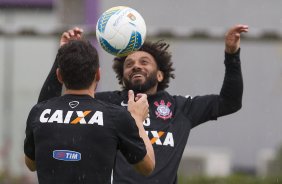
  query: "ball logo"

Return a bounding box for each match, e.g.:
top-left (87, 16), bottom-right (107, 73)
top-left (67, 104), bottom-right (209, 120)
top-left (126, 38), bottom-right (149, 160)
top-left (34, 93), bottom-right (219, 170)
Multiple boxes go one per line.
top-left (127, 13), bottom-right (136, 21)
top-left (53, 150), bottom-right (81, 161)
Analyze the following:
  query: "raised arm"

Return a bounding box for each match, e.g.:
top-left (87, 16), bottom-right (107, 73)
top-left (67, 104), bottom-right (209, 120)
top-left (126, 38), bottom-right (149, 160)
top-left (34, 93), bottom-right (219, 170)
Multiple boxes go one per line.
top-left (38, 27), bottom-right (84, 103)
top-left (127, 90), bottom-right (155, 176)
top-left (219, 24), bottom-right (248, 115)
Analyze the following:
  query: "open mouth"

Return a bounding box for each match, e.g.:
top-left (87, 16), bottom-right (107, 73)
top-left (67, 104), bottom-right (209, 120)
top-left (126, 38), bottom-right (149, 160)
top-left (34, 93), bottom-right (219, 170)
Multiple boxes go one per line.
top-left (130, 72), bottom-right (145, 79)
top-left (132, 74), bottom-right (143, 79)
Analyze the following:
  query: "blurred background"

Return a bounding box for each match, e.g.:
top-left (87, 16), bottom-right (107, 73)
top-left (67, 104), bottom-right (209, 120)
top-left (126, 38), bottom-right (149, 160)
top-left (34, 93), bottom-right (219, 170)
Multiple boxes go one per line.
top-left (0, 0), bottom-right (282, 183)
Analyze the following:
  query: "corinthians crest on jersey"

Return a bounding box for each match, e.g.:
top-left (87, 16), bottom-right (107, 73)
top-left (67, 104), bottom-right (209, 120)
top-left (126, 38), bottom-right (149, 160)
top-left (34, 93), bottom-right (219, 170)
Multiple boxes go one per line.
top-left (154, 100), bottom-right (172, 120)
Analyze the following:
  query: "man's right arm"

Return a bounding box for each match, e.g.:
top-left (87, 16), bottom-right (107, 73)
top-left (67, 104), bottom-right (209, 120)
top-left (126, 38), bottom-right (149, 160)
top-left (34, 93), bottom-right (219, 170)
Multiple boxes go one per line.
top-left (37, 56), bottom-right (62, 103)
top-left (127, 90), bottom-right (155, 176)
top-left (38, 28), bottom-right (83, 103)
top-left (132, 128), bottom-right (155, 176)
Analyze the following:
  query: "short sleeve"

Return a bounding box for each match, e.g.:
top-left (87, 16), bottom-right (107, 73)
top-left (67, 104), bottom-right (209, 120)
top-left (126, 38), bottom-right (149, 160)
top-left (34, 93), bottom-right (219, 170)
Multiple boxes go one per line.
top-left (114, 110), bottom-right (147, 164)
top-left (24, 105), bottom-right (38, 160)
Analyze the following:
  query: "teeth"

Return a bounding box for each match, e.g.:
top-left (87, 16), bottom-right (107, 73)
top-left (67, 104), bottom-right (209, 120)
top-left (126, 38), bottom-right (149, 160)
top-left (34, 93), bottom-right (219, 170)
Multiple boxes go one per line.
top-left (132, 73), bottom-right (143, 78)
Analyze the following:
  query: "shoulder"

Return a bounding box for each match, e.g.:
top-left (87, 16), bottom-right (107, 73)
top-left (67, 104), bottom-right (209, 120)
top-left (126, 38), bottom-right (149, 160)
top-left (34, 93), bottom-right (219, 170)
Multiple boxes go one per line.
top-left (28, 96), bottom-right (64, 116)
top-left (173, 94), bottom-right (219, 105)
top-left (95, 98), bottom-right (131, 118)
top-left (26, 99), bottom-right (53, 124)
top-left (103, 102), bottom-right (134, 131)
top-left (29, 99), bottom-right (50, 114)
top-left (37, 96), bottom-right (62, 107)
top-left (95, 90), bottom-right (121, 98)
top-left (97, 100), bottom-right (134, 128)
top-left (169, 92), bottom-right (193, 103)
top-left (95, 90), bottom-right (125, 104)
top-left (173, 94), bottom-right (193, 100)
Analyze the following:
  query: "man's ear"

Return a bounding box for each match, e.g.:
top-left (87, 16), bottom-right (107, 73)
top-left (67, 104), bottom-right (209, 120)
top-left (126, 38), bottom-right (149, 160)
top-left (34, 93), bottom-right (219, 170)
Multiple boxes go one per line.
top-left (95, 68), bottom-right (101, 82)
top-left (157, 70), bottom-right (164, 82)
top-left (56, 68), bottom-right (63, 84)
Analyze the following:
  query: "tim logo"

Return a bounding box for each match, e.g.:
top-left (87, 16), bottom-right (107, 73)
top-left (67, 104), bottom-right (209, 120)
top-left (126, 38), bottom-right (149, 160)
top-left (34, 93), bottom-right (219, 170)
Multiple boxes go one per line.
top-left (53, 150), bottom-right (81, 161)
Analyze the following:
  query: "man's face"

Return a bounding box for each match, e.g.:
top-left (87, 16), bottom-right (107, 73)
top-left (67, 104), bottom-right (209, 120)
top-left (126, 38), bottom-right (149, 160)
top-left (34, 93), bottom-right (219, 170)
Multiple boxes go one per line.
top-left (122, 51), bottom-right (162, 93)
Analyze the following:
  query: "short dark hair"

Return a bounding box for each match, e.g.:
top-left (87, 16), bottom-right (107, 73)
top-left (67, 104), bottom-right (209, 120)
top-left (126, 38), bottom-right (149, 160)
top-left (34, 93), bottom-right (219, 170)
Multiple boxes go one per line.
top-left (56, 40), bottom-right (99, 90)
top-left (112, 40), bottom-right (175, 91)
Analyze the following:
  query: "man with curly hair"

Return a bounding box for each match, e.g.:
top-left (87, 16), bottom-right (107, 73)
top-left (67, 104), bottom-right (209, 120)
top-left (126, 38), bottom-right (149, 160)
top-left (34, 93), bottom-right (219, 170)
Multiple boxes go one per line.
top-left (38, 24), bottom-right (248, 184)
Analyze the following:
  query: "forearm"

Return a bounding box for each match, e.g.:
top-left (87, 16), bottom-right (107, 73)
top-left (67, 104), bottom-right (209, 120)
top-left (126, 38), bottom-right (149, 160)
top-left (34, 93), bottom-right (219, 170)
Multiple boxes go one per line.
top-left (38, 56), bottom-right (62, 103)
top-left (133, 120), bottom-right (155, 175)
top-left (138, 124), bottom-right (155, 165)
top-left (219, 49), bottom-right (243, 115)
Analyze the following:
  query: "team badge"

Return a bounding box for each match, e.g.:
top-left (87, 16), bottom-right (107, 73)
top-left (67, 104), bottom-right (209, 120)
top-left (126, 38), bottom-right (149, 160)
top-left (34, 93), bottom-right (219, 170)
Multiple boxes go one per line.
top-left (154, 100), bottom-right (172, 120)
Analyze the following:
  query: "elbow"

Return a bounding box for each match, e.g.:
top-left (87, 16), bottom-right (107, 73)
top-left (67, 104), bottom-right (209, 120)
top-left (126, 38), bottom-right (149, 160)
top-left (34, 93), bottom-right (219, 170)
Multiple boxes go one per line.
top-left (227, 102), bottom-right (242, 114)
top-left (25, 156), bottom-right (36, 172)
top-left (140, 161), bottom-right (155, 176)
top-left (134, 155), bottom-right (155, 176)
top-left (219, 98), bottom-right (242, 116)
top-left (232, 100), bottom-right (242, 113)
top-left (145, 159), bottom-right (155, 176)
top-left (27, 166), bottom-right (37, 172)
top-left (143, 153), bottom-right (155, 176)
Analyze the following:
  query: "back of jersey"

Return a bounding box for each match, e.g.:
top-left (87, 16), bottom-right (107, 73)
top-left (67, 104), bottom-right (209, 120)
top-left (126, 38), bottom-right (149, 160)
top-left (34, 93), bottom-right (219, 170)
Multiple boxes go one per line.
top-left (29, 94), bottom-right (119, 184)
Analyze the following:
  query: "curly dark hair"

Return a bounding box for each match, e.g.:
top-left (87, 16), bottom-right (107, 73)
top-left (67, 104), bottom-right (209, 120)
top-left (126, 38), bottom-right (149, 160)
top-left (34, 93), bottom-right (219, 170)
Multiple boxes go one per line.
top-left (56, 39), bottom-right (99, 90)
top-left (112, 40), bottom-right (175, 91)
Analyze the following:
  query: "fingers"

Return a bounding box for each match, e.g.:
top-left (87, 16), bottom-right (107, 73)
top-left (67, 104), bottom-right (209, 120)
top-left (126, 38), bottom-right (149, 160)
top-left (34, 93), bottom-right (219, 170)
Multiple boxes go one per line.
top-left (225, 24), bottom-right (249, 54)
top-left (228, 24), bottom-right (249, 35)
top-left (135, 93), bottom-right (145, 101)
top-left (128, 90), bottom-right (135, 103)
top-left (69, 27), bottom-right (84, 38)
top-left (135, 93), bottom-right (149, 118)
top-left (236, 24), bottom-right (249, 33)
top-left (128, 91), bottom-right (147, 103)
top-left (60, 27), bottom-right (84, 47)
top-left (127, 91), bottom-right (149, 123)
top-left (128, 91), bottom-right (148, 108)
top-left (135, 93), bottom-right (148, 105)
top-left (65, 27), bottom-right (83, 39)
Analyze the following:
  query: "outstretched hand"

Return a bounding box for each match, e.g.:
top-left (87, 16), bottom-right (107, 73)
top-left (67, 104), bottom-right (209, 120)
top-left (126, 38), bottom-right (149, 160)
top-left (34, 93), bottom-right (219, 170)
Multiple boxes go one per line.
top-left (127, 90), bottom-right (149, 124)
top-left (225, 24), bottom-right (249, 54)
top-left (60, 27), bottom-right (84, 47)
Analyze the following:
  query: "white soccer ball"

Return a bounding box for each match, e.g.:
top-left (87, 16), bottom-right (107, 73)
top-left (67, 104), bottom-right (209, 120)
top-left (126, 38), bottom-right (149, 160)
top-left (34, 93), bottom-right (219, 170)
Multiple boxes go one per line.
top-left (96, 6), bottom-right (146, 57)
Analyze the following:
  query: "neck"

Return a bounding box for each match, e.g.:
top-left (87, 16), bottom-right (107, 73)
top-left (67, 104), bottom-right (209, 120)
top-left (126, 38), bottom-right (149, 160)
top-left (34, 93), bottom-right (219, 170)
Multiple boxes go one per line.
top-left (144, 85), bottom-right (158, 95)
top-left (132, 84), bottom-right (158, 95)
top-left (64, 88), bottom-right (95, 98)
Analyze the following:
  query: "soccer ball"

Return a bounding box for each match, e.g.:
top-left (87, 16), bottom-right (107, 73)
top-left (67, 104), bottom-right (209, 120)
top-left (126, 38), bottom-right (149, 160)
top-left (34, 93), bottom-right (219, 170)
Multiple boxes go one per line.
top-left (96, 6), bottom-right (146, 57)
